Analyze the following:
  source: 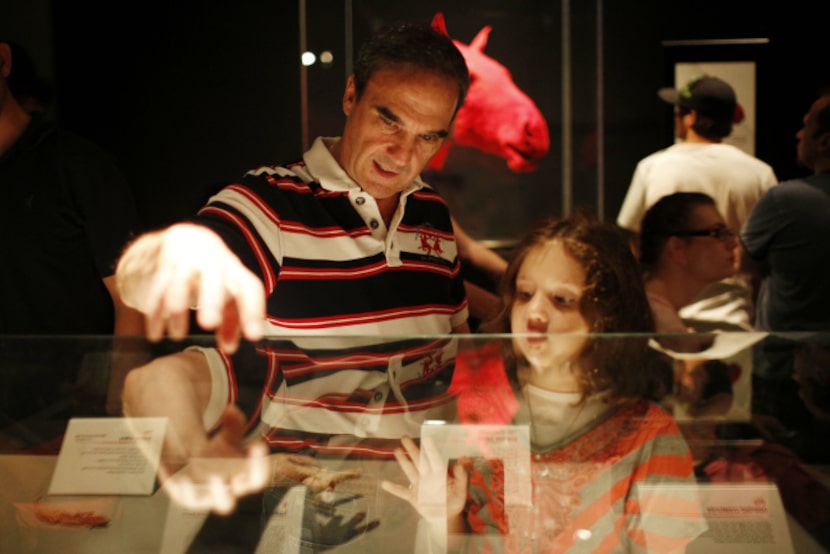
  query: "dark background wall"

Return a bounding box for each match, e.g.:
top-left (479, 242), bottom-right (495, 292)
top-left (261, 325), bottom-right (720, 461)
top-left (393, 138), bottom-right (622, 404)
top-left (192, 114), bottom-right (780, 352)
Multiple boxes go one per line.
top-left (51, 0), bottom-right (303, 231)
top-left (2, 0), bottom-right (302, 231)
top-left (2, 1), bottom-right (827, 231)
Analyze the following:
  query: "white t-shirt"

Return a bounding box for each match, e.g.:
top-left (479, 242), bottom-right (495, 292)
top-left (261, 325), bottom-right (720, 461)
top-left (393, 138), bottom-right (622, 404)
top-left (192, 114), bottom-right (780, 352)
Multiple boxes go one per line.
top-left (617, 142), bottom-right (777, 234)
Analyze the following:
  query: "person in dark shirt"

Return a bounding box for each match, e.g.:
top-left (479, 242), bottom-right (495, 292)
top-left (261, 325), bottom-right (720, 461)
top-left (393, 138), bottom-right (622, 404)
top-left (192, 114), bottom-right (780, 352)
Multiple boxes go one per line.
top-left (0, 40), bottom-right (146, 433)
top-left (0, 39), bottom-right (144, 335)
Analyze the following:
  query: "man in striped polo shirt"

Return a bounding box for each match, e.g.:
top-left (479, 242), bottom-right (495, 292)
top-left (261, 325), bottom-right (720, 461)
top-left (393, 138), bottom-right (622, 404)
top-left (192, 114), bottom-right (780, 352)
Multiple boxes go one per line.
top-left (116, 22), bottom-right (473, 514)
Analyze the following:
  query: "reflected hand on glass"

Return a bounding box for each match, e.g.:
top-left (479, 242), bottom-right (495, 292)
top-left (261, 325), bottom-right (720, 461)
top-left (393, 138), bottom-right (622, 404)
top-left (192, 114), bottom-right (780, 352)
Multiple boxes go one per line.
top-left (159, 405), bottom-right (270, 515)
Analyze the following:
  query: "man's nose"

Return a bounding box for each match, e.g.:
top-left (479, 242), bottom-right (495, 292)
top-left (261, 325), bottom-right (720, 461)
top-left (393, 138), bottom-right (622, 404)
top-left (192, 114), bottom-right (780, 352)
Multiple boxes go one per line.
top-left (387, 134), bottom-right (416, 164)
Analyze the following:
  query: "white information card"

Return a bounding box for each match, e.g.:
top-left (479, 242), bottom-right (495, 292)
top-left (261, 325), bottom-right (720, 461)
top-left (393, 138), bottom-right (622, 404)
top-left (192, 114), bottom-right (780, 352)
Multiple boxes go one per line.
top-left (418, 422), bottom-right (532, 508)
top-left (48, 417), bottom-right (167, 496)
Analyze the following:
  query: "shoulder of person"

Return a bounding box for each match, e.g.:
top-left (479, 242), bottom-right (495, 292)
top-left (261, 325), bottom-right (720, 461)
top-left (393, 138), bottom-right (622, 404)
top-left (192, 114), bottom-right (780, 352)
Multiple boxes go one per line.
top-left (50, 123), bottom-right (123, 170)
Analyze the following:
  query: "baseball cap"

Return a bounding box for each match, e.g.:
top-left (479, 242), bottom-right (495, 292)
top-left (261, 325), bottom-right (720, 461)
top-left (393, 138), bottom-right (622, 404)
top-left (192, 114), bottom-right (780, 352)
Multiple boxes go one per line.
top-left (658, 75), bottom-right (736, 120)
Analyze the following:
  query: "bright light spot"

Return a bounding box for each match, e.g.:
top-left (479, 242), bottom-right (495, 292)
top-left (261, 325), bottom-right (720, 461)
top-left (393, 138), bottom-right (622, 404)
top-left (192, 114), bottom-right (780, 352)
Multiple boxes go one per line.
top-left (320, 50), bottom-right (334, 65)
top-left (575, 529), bottom-right (592, 541)
top-left (301, 51), bottom-right (316, 66)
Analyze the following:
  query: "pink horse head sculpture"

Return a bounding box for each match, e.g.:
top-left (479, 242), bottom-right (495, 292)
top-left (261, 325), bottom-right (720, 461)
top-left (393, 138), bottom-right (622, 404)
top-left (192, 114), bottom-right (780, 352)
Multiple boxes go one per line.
top-left (429, 12), bottom-right (550, 173)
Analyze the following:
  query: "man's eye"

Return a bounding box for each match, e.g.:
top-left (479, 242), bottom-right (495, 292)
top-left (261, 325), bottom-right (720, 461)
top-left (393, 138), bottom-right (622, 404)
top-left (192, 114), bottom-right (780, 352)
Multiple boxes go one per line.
top-left (422, 133), bottom-right (439, 142)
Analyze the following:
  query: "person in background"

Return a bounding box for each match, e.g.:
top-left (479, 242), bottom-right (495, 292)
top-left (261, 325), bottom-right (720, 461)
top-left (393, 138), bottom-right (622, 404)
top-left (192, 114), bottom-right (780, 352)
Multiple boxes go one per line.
top-left (740, 91), bottom-right (830, 440)
top-left (618, 75), bottom-right (777, 331)
top-left (0, 39), bottom-right (143, 336)
top-left (118, 21), bottom-right (471, 514)
top-left (741, 91), bottom-right (830, 341)
top-left (638, 192), bottom-right (738, 417)
top-left (383, 214), bottom-right (704, 552)
top-left (639, 192), bottom-right (738, 344)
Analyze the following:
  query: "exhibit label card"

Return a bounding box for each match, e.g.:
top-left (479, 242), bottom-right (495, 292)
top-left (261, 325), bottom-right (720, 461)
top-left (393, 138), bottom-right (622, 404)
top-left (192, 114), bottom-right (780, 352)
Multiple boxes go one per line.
top-left (48, 417), bottom-right (167, 495)
top-left (638, 482), bottom-right (795, 553)
top-left (419, 422), bottom-right (532, 507)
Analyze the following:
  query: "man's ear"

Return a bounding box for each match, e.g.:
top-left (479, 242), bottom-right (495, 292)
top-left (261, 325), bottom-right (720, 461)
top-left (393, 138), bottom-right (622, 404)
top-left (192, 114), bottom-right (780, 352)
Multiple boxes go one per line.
top-left (0, 43), bottom-right (11, 78)
top-left (342, 74), bottom-right (357, 117)
top-left (684, 110), bottom-right (698, 127)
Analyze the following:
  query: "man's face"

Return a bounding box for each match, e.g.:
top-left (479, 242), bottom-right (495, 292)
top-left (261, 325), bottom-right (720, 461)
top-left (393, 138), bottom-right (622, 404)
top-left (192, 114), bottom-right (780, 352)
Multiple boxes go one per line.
top-left (334, 65), bottom-right (458, 201)
top-left (797, 96), bottom-right (830, 171)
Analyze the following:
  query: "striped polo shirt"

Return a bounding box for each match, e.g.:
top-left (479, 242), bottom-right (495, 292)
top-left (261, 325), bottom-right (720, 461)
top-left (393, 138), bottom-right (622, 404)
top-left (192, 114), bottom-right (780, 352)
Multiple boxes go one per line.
top-left (193, 137), bottom-right (469, 442)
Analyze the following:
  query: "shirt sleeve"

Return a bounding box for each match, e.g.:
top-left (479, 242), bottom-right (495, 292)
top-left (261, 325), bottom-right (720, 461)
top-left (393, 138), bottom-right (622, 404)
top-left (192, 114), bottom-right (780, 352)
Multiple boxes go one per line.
top-left (740, 187), bottom-right (785, 261)
top-left (625, 408), bottom-right (708, 552)
top-left (617, 161), bottom-right (648, 231)
top-left (189, 174), bottom-right (282, 294)
top-left (188, 342), bottom-right (271, 436)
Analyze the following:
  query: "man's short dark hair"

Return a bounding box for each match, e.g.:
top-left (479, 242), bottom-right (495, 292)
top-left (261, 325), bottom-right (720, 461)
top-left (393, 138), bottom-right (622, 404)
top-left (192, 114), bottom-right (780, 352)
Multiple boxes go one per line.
top-left (676, 104), bottom-right (733, 140)
top-left (692, 111), bottom-right (734, 140)
top-left (662, 75), bottom-right (736, 140)
top-left (352, 22), bottom-right (470, 119)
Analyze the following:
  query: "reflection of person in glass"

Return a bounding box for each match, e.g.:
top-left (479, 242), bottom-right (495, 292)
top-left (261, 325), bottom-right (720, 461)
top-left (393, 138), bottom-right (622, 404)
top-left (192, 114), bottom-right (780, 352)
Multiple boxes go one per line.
top-left (384, 215), bottom-right (705, 552)
top-left (124, 335), bottom-right (460, 551)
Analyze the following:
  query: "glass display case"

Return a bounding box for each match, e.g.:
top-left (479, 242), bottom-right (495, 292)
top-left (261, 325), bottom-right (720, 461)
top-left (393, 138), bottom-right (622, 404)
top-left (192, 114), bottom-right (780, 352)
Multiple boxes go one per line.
top-left (1, 331), bottom-right (828, 553)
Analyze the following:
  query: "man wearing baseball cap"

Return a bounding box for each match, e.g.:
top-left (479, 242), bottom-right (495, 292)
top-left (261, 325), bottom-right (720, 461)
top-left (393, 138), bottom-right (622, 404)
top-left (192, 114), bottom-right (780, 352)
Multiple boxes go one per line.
top-left (617, 74), bottom-right (778, 331)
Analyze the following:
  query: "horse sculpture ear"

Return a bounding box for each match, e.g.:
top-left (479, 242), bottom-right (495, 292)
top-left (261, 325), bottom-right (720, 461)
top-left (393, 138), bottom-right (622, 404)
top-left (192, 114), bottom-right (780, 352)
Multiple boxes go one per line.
top-left (431, 12), bottom-right (449, 37)
top-left (469, 26), bottom-right (492, 52)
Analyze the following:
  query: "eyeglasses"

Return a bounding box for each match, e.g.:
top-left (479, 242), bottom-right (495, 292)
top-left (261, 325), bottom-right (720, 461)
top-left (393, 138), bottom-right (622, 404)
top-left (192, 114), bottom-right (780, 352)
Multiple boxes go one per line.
top-left (671, 227), bottom-right (737, 241)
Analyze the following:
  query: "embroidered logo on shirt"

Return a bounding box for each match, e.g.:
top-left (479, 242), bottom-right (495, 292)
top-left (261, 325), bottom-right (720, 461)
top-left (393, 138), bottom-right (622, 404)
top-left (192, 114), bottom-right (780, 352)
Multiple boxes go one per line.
top-left (417, 228), bottom-right (444, 258)
top-left (421, 351), bottom-right (445, 377)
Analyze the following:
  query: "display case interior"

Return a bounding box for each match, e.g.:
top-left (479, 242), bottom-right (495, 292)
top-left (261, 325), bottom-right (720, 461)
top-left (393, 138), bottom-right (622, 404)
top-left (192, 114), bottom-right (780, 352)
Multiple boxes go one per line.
top-left (1, 331), bottom-right (828, 553)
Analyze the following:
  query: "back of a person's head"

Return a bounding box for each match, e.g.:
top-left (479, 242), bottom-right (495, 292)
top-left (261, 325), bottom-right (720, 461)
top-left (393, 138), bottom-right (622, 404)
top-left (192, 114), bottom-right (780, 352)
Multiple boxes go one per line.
top-left (691, 111), bottom-right (734, 141)
top-left (639, 192), bottom-right (717, 271)
top-left (665, 75), bottom-right (737, 140)
top-left (352, 21), bottom-right (470, 111)
top-left (675, 103), bottom-right (734, 140)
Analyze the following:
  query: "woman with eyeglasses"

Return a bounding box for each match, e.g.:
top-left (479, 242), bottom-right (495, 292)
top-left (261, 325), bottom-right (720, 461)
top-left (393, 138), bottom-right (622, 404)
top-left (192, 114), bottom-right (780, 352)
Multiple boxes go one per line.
top-left (639, 191), bottom-right (738, 342)
top-left (639, 192), bottom-right (738, 420)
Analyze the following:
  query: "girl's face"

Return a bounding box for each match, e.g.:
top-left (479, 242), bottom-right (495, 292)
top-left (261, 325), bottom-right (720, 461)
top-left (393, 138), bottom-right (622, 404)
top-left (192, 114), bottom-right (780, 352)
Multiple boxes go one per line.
top-left (510, 240), bottom-right (591, 392)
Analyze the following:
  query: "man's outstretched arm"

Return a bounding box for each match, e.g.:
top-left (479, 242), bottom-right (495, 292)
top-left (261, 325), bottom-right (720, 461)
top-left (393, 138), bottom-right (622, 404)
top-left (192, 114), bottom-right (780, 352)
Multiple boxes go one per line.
top-left (115, 223), bottom-right (266, 352)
